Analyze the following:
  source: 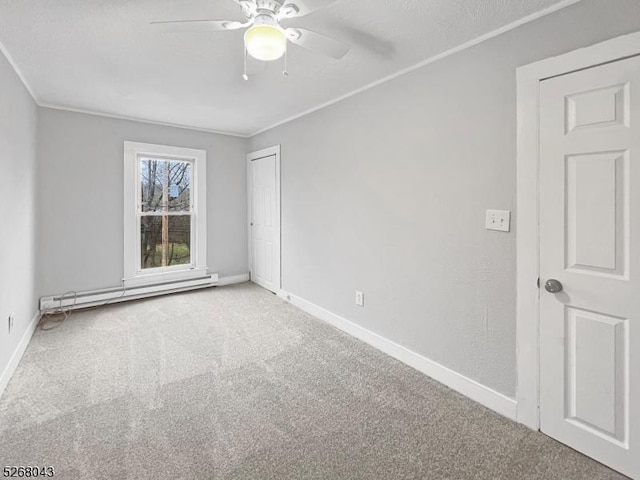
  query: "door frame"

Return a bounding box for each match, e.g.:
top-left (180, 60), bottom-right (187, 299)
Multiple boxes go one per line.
top-left (247, 145), bottom-right (282, 292)
top-left (516, 31), bottom-right (640, 430)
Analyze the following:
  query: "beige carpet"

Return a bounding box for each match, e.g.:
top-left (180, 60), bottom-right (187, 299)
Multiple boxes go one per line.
top-left (0, 282), bottom-right (627, 479)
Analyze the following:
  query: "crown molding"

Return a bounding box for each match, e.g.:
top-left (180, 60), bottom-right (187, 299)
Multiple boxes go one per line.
top-left (0, 38), bottom-right (40, 103)
top-left (38, 103), bottom-right (250, 138)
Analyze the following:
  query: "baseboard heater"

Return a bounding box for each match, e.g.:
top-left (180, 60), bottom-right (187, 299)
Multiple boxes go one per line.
top-left (39, 273), bottom-right (219, 312)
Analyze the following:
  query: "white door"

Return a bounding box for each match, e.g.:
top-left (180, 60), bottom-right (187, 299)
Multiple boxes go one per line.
top-left (249, 152), bottom-right (280, 292)
top-left (539, 55), bottom-right (640, 478)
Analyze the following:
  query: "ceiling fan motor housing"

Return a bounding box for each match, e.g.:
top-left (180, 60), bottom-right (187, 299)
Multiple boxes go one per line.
top-left (253, 13), bottom-right (279, 28)
top-left (255, 1), bottom-right (282, 14)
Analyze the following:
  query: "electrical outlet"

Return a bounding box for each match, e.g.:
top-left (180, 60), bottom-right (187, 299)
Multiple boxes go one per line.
top-left (355, 291), bottom-right (364, 307)
top-left (8, 313), bottom-right (15, 334)
top-left (485, 209), bottom-right (511, 232)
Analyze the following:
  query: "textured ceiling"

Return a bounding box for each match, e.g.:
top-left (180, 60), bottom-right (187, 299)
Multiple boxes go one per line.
top-left (0, 0), bottom-right (574, 136)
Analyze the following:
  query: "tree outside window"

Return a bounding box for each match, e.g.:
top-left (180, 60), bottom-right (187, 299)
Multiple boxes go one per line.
top-left (139, 158), bottom-right (192, 269)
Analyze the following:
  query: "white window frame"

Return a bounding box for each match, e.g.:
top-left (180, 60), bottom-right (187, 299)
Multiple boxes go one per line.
top-left (124, 141), bottom-right (207, 287)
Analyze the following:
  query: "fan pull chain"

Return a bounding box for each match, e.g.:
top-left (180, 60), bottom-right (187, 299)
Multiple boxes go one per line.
top-left (283, 47), bottom-right (288, 78)
top-left (243, 46), bottom-right (249, 81)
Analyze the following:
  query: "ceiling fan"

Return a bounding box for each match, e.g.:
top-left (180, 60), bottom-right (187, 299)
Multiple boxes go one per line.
top-left (152, 0), bottom-right (350, 79)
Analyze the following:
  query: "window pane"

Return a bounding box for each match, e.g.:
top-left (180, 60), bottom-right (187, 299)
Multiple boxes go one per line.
top-left (140, 158), bottom-right (191, 212)
top-left (140, 215), bottom-right (191, 269)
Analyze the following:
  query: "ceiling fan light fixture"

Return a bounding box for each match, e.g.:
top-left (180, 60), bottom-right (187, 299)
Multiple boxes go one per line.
top-left (244, 24), bottom-right (287, 61)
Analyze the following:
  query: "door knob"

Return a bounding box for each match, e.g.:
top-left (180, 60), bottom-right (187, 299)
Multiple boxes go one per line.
top-left (544, 279), bottom-right (563, 293)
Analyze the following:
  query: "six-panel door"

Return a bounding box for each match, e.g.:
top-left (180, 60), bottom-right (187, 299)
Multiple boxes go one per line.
top-left (251, 154), bottom-right (278, 292)
top-left (539, 55), bottom-right (640, 478)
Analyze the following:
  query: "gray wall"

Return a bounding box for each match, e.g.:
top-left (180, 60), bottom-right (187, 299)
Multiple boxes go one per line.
top-left (250, 0), bottom-right (640, 398)
top-left (37, 108), bottom-right (249, 295)
top-left (0, 51), bottom-right (39, 380)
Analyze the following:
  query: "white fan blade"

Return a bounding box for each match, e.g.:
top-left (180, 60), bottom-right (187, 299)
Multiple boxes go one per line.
top-left (151, 19), bottom-right (250, 32)
top-left (279, 0), bottom-right (335, 19)
top-left (285, 28), bottom-right (349, 59)
top-left (233, 0), bottom-right (257, 17)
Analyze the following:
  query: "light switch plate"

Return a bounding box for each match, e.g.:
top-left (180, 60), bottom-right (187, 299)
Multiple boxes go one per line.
top-left (485, 210), bottom-right (511, 232)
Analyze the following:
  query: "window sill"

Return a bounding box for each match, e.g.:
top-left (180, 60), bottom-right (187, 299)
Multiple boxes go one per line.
top-left (123, 267), bottom-right (211, 288)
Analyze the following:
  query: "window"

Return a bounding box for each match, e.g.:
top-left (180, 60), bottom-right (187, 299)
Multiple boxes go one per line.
top-left (124, 142), bottom-right (207, 286)
top-left (139, 158), bottom-right (192, 270)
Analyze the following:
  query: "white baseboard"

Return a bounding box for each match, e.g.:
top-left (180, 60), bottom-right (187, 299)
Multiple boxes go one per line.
top-left (218, 273), bottom-right (250, 286)
top-left (40, 274), bottom-right (219, 312)
top-left (0, 310), bottom-right (41, 399)
top-left (278, 289), bottom-right (517, 421)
